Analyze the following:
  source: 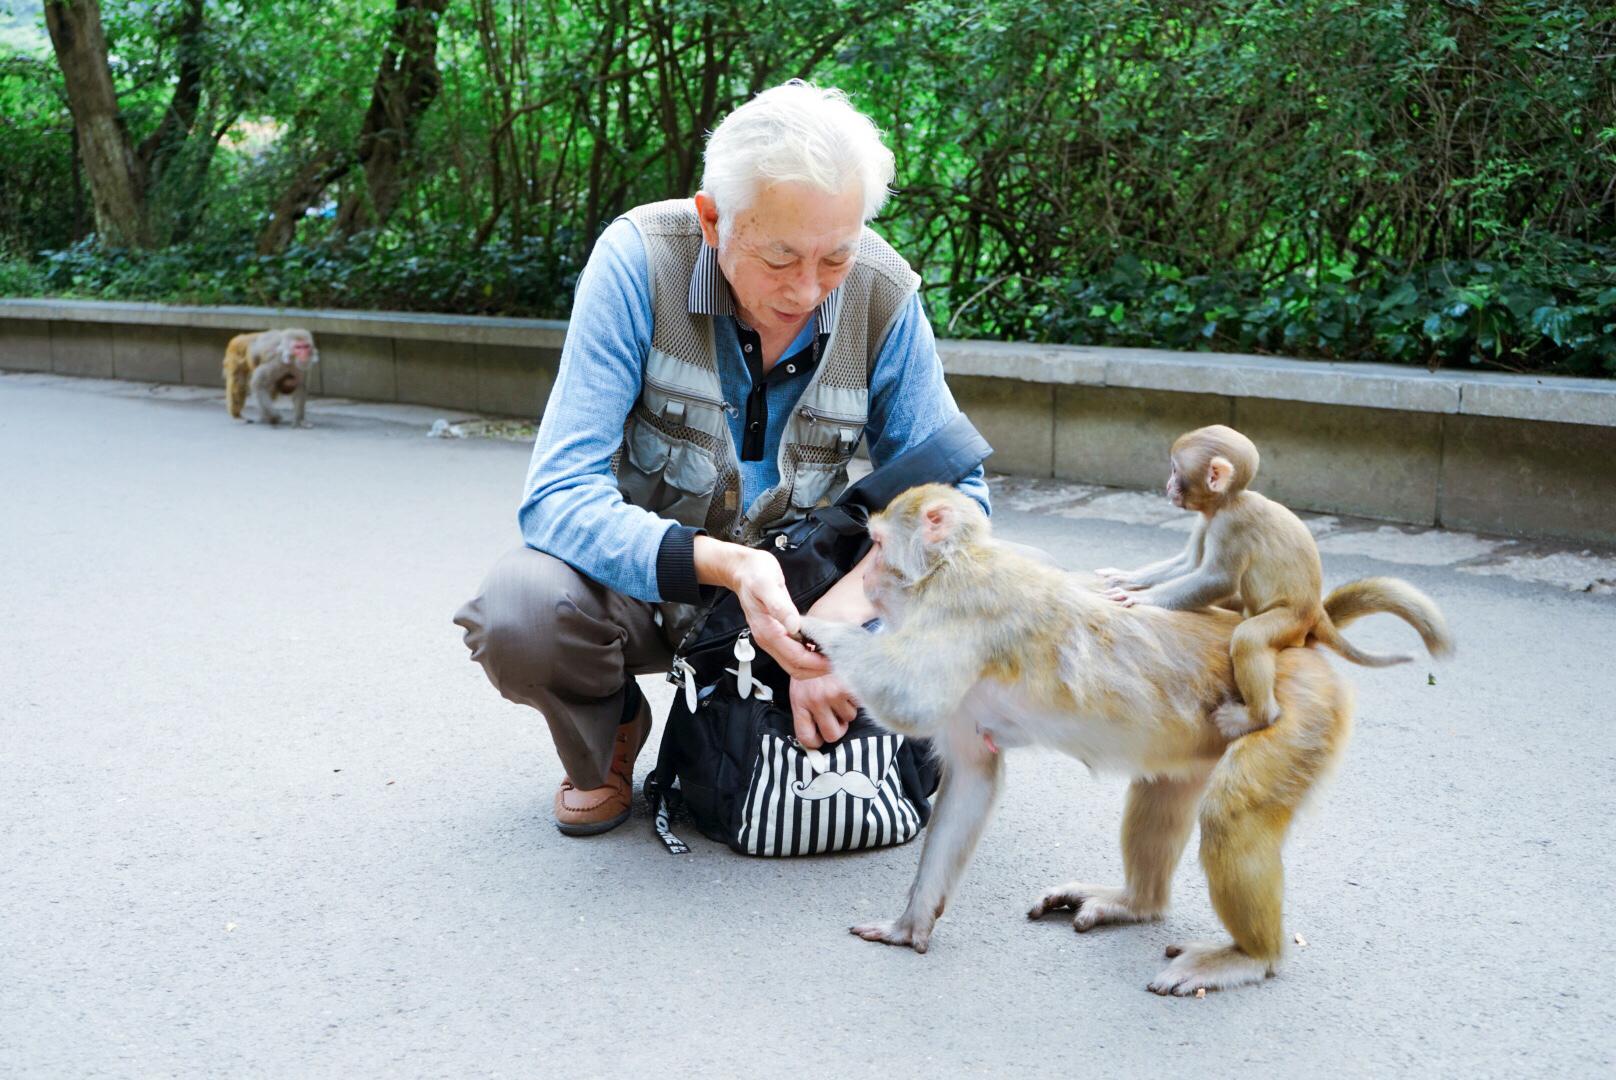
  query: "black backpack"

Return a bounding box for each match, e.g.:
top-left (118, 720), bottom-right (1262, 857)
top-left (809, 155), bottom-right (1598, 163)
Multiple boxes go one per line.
top-left (645, 414), bottom-right (992, 855)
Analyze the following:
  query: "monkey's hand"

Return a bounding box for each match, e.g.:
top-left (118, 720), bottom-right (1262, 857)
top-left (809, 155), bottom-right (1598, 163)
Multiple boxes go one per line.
top-left (1105, 587), bottom-right (1140, 608)
top-left (795, 615), bottom-right (866, 662)
top-left (851, 914), bottom-right (935, 954)
top-left (1094, 567), bottom-right (1139, 588)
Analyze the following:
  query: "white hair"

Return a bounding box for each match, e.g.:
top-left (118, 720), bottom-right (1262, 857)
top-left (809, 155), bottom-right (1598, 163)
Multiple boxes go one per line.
top-left (701, 80), bottom-right (895, 232)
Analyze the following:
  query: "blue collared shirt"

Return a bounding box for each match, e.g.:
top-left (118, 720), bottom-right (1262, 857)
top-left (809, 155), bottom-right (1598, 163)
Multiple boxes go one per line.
top-left (518, 212), bottom-right (990, 603)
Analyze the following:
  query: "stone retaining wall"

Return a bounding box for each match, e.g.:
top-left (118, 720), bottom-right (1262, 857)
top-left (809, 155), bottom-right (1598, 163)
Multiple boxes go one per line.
top-left (4, 299), bottom-right (1613, 543)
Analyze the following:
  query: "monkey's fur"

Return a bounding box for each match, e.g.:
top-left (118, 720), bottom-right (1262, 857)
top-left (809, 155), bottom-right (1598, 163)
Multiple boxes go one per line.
top-left (222, 329), bottom-right (319, 427)
top-left (800, 484), bottom-right (1453, 995)
top-left (1099, 425), bottom-right (1451, 737)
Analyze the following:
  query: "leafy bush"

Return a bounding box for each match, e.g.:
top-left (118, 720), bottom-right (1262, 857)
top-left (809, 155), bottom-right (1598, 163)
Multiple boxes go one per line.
top-left (31, 229), bottom-right (581, 317)
top-left (1023, 239), bottom-right (1616, 377)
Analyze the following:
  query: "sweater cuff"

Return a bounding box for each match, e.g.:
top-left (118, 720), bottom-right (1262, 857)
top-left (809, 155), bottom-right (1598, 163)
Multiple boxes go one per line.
top-left (655, 524), bottom-right (707, 605)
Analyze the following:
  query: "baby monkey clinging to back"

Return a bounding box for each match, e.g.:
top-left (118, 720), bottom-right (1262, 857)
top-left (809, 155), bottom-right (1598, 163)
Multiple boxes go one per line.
top-left (1098, 424), bottom-right (1451, 736)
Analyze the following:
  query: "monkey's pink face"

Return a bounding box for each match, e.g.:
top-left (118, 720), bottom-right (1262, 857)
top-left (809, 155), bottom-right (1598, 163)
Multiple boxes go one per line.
top-left (862, 519), bottom-right (916, 621)
top-left (290, 339), bottom-right (315, 368)
top-left (1165, 458), bottom-right (1188, 509)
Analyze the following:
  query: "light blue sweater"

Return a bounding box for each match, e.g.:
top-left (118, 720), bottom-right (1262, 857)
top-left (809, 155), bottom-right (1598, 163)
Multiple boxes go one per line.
top-left (518, 214), bottom-right (990, 603)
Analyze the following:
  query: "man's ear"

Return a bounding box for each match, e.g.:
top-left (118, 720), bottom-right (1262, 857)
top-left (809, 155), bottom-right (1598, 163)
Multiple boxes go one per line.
top-left (693, 192), bottom-right (721, 248)
top-left (1206, 455), bottom-right (1235, 494)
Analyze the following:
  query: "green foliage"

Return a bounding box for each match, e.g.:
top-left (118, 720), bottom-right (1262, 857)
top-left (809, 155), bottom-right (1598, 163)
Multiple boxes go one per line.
top-left (3, 0), bottom-right (1613, 376)
top-left (31, 229), bottom-right (579, 315)
top-left (1029, 242), bottom-right (1616, 377)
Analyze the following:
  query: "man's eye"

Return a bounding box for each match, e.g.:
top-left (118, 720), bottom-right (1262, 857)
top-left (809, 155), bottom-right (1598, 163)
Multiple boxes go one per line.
top-left (765, 260), bottom-right (793, 270)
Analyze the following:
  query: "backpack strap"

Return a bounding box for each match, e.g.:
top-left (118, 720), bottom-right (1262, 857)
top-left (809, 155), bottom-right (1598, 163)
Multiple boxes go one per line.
top-left (840, 412), bottom-right (993, 513)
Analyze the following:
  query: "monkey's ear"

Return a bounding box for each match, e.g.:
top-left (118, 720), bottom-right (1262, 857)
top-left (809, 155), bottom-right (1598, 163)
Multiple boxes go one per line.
top-left (920, 500), bottom-right (957, 545)
top-left (1206, 456), bottom-right (1235, 494)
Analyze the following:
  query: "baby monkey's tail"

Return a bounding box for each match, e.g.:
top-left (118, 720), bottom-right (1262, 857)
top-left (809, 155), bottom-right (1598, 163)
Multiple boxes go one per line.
top-left (1312, 577), bottom-right (1454, 668)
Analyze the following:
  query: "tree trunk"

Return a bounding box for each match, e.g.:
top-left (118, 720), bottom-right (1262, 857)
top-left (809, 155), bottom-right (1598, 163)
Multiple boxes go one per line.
top-left (336, 0), bottom-right (449, 234)
top-left (44, 0), bottom-right (149, 247)
top-left (256, 151), bottom-right (354, 255)
top-left (134, 0), bottom-right (206, 196)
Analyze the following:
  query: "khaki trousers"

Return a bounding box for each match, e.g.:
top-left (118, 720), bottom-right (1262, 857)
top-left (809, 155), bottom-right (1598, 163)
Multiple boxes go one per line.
top-left (453, 546), bottom-right (674, 789)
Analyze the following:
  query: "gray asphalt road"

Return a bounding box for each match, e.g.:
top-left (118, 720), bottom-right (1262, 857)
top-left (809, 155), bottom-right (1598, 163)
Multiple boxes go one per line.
top-left (3, 372), bottom-right (1612, 1079)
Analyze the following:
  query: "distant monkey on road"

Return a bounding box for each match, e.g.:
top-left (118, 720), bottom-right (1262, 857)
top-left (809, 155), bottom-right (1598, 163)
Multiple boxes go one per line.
top-left (222, 329), bottom-right (319, 427)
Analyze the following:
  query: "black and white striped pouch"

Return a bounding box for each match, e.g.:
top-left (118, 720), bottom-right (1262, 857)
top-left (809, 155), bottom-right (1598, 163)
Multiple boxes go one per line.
top-left (645, 684), bottom-right (936, 857)
top-left (734, 726), bottom-right (922, 856)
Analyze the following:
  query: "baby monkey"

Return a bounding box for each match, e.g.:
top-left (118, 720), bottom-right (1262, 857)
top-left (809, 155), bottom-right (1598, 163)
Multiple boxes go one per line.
top-left (1098, 425), bottom-right (1449, 736)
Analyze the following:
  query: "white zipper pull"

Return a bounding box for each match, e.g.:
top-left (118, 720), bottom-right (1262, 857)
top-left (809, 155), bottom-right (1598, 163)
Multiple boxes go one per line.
top-left (671, 657), bottom-right (698, 712)
top-left (733, 630), bottom-right (756, 698)
top-left (723, 667), bottom-right (773, 702)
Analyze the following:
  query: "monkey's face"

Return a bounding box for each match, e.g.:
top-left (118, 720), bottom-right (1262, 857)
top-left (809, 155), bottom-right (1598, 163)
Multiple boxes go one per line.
top-left (1166, 457), bottom-right (1188, 509)
top-left (863, 523), bottom-right (912, 624)
top-left (288, 335), bottom-right (317, 369)
top-left (866, 485), bottom-right (990, 603)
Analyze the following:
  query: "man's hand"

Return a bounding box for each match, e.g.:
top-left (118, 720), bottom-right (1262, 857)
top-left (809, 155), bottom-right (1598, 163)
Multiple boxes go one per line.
top-left (790, 673), bottom-right (860, 748)
top-left (697, 537), bottom-right (831, 679)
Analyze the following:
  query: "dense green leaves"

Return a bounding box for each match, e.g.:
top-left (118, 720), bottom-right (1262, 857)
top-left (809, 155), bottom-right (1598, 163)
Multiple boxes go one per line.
top-left (2, 0), bottom-right (1612, 375)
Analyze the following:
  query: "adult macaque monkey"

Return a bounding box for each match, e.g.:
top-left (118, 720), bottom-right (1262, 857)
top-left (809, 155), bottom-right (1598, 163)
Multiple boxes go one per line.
top-left (799, 484), bottom-right (1452, 995)
top-left (1097, 425), bottom-right (1450, 737)
top-left (222, 329), bottom-right (320, 427)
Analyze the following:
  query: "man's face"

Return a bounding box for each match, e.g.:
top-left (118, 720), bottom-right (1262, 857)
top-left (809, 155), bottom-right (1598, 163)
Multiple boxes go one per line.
top-left (696, 181), bottom-right (864, 337)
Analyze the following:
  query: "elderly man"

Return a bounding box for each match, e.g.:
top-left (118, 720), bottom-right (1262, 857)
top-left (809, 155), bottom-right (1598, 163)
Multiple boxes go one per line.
top-left (454, 81), bottom-right (988, 836)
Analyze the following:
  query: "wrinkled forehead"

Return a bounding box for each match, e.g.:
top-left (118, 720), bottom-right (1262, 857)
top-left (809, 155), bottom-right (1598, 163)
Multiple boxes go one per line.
top-left (732, 183), bottom-right (864, 254)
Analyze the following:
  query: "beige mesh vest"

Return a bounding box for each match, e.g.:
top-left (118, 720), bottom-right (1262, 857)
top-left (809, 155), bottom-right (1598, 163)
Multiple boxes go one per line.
top-left (615, 199), bottom-right (918, 631)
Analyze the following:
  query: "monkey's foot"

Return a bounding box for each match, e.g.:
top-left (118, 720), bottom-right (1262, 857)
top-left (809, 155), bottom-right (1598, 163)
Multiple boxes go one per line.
top-left (1211, 703), bottom-right (1271, 739)
top-left (1027, 882), bottom-right (1158, 932)
top-left (850, 915), bottom-right (935, 954)
top-left (1148, 942), bottom-right (1274, 996)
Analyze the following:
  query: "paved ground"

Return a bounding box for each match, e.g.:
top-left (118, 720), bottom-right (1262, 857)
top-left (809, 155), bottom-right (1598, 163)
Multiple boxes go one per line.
top-left (3, 371), bottom-right (1613, 1079)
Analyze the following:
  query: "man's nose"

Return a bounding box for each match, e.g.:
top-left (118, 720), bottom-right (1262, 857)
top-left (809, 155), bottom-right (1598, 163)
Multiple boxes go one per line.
top-left (783, 263), bottom-right (819, 306)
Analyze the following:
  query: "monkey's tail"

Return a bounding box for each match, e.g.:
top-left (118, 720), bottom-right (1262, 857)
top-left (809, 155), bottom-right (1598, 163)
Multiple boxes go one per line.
top-left (1312, 577), bottom-right (1454, 667)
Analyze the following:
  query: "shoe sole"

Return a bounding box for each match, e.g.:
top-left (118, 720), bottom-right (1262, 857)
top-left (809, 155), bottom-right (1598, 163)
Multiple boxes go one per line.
top-left (555, 807), bottom-right (631, 837)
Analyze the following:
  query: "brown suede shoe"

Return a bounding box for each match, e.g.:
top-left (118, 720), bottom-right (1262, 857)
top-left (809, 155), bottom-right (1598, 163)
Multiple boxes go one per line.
top-left (553, 692), bottom-right (651, 836)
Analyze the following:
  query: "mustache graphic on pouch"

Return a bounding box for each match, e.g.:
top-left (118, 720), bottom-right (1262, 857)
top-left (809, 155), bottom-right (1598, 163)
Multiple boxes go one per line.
top-left (791, 770), bottom-right (882, 801)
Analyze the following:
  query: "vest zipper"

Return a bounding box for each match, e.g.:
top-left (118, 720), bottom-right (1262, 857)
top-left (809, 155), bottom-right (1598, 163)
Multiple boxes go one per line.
top-left (796, 403), bottom-right (864, 425)
top-left (642, 371), bottom-right (729, 411)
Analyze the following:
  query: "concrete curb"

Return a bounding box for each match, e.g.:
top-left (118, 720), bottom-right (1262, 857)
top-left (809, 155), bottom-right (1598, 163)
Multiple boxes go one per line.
top-left (3, 298), bottom-right (1612, 543)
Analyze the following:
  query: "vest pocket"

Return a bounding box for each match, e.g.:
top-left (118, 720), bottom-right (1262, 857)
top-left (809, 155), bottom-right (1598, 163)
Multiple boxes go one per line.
top-left (789, 462), bottom-right (848, 511)
top-left (619, 420), bottom-right (718, 526)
